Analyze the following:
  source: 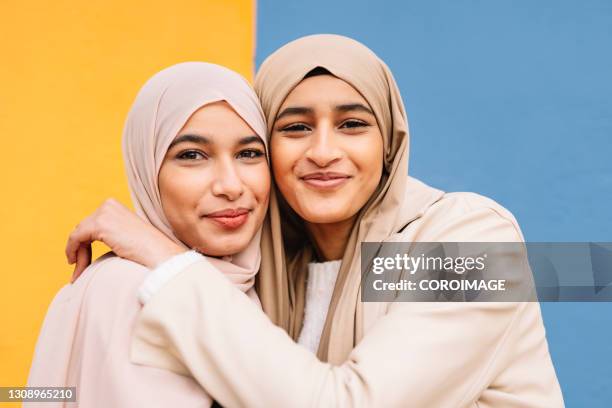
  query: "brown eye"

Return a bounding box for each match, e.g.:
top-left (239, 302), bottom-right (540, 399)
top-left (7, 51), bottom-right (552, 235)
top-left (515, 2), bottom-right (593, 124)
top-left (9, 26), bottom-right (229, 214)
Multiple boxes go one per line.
top-left (236, 149), bottom-right (265, 160)
top-left (340, 120), bottom-right (368, 129)
top-left (281, 123), bottom-right (311, 132)
top-left (177, 150), bottom-right (206, 160)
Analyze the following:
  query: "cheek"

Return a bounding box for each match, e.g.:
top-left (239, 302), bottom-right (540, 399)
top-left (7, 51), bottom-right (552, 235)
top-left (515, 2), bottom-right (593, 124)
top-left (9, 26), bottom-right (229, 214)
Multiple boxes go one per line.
top-left (158, 165), bottom-right (208, 218)
top-left (271, 136), bottom-right (301, 190)
top-left (270, 136), bottom-right (290, 173)
top-left (361, 137), bottom-right (384, 185)
top-left (345, 133), bottom-right (384, 197)
top-left (240, 162), bottom-right (271, 204)
top-left (342, 132), bottom-right (383, 172)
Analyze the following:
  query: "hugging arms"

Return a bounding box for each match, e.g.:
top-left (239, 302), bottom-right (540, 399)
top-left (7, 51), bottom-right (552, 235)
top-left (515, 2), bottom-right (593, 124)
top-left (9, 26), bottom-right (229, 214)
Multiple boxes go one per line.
top-left (32, 35), bottom-right (564, 408)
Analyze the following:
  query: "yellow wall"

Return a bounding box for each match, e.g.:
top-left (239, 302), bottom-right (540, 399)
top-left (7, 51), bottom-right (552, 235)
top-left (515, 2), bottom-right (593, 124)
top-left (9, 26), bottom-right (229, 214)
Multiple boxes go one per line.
top-left (0, 0), bottom-right (254, 388)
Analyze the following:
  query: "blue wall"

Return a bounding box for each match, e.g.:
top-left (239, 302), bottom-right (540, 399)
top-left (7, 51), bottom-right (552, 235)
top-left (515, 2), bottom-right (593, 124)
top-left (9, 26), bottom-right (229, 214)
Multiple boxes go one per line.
top-left (257, 0), bottom-right (612, 406)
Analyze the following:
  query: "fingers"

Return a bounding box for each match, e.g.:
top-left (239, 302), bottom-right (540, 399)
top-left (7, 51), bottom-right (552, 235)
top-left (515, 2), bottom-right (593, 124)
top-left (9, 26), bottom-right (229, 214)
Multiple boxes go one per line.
top-left (66, 226), bottom-right (85, 264)
top-left (71, 244), bottom-right (92, 283)
top-left (66, 219), bottom-right (96, 264)
top-left (66, 199), bottom-right (126, 264)
top-left (66, 197), bottom-right (127, 282)
top-left (66, 227), bottom-right (78, 264)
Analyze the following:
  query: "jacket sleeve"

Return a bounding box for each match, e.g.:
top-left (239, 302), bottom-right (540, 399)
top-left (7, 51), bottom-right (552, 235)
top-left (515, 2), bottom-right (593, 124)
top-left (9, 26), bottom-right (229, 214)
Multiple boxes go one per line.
top-left (27, 255), bottom-right (214, 408)
top-left (130, 199), bottom-right (563, 408)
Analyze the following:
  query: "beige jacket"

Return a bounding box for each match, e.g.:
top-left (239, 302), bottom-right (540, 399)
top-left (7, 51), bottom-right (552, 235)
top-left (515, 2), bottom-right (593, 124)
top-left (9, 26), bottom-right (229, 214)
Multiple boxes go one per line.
top-left (130, 181), bottom-right (564, 408)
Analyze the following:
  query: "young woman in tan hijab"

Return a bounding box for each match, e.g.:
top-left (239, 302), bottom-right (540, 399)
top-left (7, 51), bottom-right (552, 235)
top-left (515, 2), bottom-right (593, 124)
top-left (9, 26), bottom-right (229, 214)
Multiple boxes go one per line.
top-left (28, 62), bottom-right (269, 407)
top-left (66, 35), bottom-right (564, 407)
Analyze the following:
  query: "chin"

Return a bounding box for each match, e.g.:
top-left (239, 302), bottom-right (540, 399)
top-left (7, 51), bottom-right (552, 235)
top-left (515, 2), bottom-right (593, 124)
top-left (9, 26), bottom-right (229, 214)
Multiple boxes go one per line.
top-left (190, 232), bottom-right (253, 257)
top-left (301, 207), bottom-right (353, 224)
top-left (199, 241), bottom-right (248, 257)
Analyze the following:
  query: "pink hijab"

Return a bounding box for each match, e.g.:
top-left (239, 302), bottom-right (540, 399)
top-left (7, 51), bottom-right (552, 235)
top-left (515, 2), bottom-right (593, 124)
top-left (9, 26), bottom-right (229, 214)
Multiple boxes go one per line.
top-left (123, 61), bottom-right (267, 290)
top-left (26, 63), bottom-right (267, 407)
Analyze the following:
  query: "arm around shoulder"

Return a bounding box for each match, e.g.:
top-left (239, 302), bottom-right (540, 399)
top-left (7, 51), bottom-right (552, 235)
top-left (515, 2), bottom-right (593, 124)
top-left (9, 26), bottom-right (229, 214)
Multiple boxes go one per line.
top-left (129, 194), bottom-right (563, 407)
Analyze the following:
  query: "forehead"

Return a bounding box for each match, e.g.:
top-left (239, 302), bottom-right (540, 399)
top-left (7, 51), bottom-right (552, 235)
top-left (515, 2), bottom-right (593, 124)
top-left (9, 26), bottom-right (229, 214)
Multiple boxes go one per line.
top-left (178, 101), bottom-right (257, 139)
top-left (281, 75), bottom-right (369, 108)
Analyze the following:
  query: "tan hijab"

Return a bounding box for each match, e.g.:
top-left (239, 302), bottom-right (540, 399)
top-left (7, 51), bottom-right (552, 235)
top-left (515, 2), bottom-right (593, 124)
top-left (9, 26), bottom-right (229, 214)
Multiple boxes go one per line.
top-left (255, 35), bottom-right (437, 363)
top-left (123, 62), bottom-right (267, 292)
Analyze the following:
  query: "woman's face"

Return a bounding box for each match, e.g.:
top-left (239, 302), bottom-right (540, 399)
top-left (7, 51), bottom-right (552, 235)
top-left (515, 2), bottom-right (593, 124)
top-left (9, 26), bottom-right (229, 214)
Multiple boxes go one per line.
top-left (159, 101), bottom-right (270, 257)
top-left (271, 74), bottom-right (383, 225)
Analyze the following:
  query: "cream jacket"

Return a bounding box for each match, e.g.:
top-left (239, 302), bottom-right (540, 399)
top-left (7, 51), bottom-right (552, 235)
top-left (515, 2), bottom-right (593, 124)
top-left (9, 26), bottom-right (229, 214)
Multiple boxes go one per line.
top-left (130, 182), bottom-right (564, 408)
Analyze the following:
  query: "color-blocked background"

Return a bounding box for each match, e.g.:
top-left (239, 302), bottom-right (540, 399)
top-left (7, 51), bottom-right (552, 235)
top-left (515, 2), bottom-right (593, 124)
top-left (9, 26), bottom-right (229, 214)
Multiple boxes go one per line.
top-left (1, 0), bottom-right (611, 406)
top-left (256, 1), bottom-right (611, 405)
top-left (0, 0), bottom-right (254, 394)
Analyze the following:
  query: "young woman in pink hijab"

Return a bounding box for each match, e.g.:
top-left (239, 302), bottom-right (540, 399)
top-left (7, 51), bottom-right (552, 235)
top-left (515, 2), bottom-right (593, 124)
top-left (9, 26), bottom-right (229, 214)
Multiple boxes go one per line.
top-left (27, 62), bottom-right (269, 407)
top-left (64, 36), bottom-right (563, 407)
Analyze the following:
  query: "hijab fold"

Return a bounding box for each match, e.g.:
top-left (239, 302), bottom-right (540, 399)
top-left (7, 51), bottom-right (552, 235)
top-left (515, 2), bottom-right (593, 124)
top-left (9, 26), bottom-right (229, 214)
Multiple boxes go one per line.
top-left (123, 62), bottom-right (268, 291)
top-left (28, 63), bottom-right (269, 401)
top-left (255, 35), bottom-right (435, 363)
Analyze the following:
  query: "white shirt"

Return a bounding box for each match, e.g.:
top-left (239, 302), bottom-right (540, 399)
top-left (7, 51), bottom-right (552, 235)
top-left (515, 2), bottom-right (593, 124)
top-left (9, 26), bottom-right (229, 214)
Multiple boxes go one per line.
top-left (296, 260), bottom-right (341, 354)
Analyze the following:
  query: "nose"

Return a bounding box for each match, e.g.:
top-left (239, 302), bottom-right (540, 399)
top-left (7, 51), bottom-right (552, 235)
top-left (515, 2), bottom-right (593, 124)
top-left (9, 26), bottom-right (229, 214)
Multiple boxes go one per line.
top-left (304, 123), bottom-right (343, 167)
top-left (211, 157), bottom-right (244, 201)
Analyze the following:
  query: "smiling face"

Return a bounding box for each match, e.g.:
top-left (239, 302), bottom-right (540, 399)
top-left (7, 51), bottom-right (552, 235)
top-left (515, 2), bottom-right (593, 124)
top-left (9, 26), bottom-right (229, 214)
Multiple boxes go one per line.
top-left (158, 101), bottom-right (270, 257)
top-left (270, 74), bottom-right (383, 226)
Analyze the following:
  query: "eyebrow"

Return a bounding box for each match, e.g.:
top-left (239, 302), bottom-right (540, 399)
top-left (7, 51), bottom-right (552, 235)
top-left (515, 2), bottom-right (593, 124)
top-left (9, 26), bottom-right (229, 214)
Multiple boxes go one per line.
top-left (275, 103), bottom-right (374, 121)
top-left (335, 103), bottom-right (374, 116)
top-left (275, 106), bottom-right (314, 121)
top-left (238, 135), bottom-right (264, 146)
top-left (168, 134), bottom-right (263, 149)
top-left (168, 134), bottom-right (209, 149)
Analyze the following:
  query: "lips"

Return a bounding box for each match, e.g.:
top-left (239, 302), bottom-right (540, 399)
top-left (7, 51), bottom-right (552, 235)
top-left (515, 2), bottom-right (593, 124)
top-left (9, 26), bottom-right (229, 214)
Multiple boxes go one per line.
top-left (300, 172), bottom-right (352, 190)
top-left (203, 208), bottom-right (250, 229)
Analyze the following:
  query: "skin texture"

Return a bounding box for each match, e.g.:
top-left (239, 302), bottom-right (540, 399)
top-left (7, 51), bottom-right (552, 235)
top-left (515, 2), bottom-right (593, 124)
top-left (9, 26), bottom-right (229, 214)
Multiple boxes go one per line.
top-left (158, 101), bottom-right (270, 257)
top-left (271, 75), bottom-right (383, 260)
top-left (66, 101), bottom-right (269, 278)
top-left (66, 76), bottom-right (383, 272)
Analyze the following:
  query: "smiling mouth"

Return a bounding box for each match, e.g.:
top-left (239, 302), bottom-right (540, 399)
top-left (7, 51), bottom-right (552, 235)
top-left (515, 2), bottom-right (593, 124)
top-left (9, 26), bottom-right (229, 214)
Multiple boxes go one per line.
top-left (300, 172), bottom-right (352, 190)
top-left (203, 208), bottom-right (251, 229)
